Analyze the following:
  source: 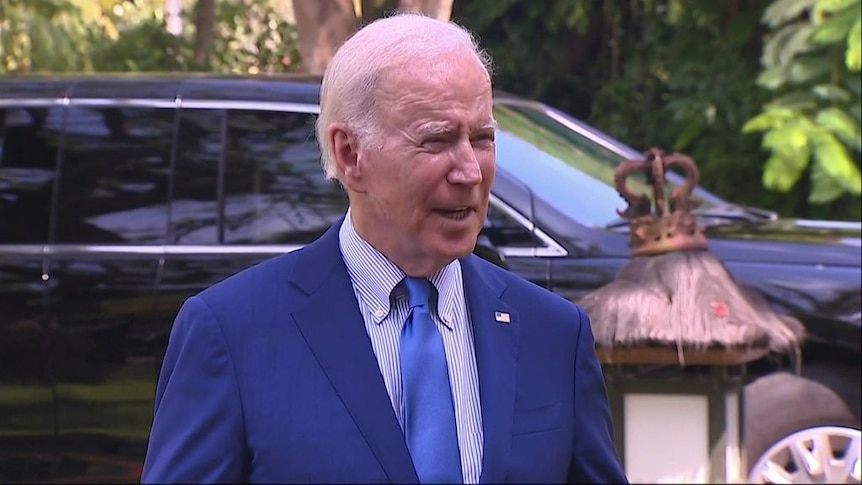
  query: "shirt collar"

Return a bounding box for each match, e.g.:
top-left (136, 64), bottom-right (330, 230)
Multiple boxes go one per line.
top-left (338, 209), bottom-right (461, 329)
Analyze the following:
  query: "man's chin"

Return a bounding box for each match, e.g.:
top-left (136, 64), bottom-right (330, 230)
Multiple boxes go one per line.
top-left (438, 238), bottom-right (481, 261)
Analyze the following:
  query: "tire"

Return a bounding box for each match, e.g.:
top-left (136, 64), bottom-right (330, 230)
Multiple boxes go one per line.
top-left (744, 372), bottom-right (861, 483)
top-left (802, 362), bottom-right (862, 422)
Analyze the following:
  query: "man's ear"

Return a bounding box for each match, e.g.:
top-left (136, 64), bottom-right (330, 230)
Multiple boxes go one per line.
top-left (330, 123), bottom-right (366, 193)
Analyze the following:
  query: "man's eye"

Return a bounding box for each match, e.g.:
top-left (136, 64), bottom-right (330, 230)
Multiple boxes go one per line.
top-left (472, 133), bottom-right (495, 145)
top-left (423, 137), bottom-right (449, 148)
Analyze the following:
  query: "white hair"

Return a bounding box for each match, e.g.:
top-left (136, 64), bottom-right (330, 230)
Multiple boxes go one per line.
top-left (316, 12), bottom-right (494, 181)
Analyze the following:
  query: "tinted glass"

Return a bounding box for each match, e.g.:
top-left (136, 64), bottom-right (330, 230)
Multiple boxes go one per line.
top-left (493, 103), bottom-right (717, 228)
top-left (54, 106), bottom-right (175, 244)
top-left (483, 204), bottom-right (543, 248)
top-left (0, 108), bottom-right (62, 481)
top-left (0, 107), bottom-right (62, 243)
top-left (172, 109), bottom-right (347, 246)
top-left (170, 109), bottom-right (224, 244)
top-left (222, 110), bottom-right (347, 244)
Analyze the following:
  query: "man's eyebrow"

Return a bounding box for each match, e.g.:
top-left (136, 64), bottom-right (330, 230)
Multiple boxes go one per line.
top-left (413, 119), bottom-right (497, 137)
top-left (477, 119), bottom-right (498, 131)
top-left (414, 122), bottom-right (455, 137)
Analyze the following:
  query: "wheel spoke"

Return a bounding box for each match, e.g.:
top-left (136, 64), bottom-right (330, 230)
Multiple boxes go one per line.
top-left (848, 434), bottom-right (861, 482)
top-left (762, 460), bottom-right (796, 484)
top-left (827, 431), bottom-right (862, 484)
top-left (813, 432), bottom-right (837, 481)
top-left (789, 438), bottom-right (822, 478)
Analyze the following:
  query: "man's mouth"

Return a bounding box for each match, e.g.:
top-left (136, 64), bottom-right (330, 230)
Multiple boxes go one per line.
top-left (434, 207), bottom-right (474, 220)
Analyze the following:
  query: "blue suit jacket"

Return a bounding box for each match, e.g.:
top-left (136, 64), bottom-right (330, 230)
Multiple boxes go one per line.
top-left (141, 221), bottom-right (627, 484)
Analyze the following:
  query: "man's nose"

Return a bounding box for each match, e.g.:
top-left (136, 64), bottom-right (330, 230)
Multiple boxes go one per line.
top-left (448, 143), bottom-right (483, 186)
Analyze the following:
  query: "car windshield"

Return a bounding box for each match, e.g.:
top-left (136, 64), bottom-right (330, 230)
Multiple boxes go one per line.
top-left (492, 100), bottom-right (724, 228)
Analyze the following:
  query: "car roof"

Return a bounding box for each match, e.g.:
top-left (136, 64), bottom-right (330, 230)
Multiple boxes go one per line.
top-left (0, 72), bottom-right (526, 105)
top-left (0, 73), bottom-right (324, 105)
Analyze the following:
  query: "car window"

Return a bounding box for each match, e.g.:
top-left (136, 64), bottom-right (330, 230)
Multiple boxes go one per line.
top-left (222, 110), bottom-right (348, 245)
top-left (171, 109), bottom-right (348, 245)
top-left (496, 104), bottom-right (633, 187)
top-left (483, 203), bottom-right (544, 249)
top-left (0, 107), bottom-right (61, 244)
top-left (54, 106), bottom-right (175, 244)
top-left (170, 109), bottom-right (223, 244)
top-left (492, 103), bottom-right (712, 228)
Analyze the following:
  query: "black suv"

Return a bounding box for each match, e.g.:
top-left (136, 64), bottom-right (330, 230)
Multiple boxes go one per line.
top-left (1, 74), bottom-right (860, 483)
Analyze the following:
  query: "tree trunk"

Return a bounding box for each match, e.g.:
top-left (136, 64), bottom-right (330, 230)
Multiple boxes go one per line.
top-left (361, 0), bottom-right (399, 23)
top-left (193, 0), bottom-right (216, 68)
top-left (293, 0), bottom-right (358, 75)
top-left (398, 0), bottom-right (454, 21)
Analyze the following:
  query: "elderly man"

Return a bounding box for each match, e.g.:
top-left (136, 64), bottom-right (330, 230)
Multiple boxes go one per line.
top-left (142, 12), bottom-right (627, 484)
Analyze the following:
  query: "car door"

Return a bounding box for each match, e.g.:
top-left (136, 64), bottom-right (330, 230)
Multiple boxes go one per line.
top-left (0, 104), bottom-right (62, 483)
top-left (46, 101), bottom-right (174, 482)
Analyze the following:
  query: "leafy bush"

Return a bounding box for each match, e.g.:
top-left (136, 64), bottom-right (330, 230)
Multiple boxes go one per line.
top-left (743, 0), bottom-right (861, 206)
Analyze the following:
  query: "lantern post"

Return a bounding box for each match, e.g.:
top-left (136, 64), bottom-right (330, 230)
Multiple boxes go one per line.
top-left (580, 149), bottom-right (803, 483)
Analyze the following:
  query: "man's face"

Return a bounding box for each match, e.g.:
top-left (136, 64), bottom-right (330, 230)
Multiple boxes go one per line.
top-left (346, 53), bottom-right (496, 275)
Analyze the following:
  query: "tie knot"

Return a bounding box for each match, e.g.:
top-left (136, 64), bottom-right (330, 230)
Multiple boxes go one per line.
top-left (403, 277), bottom-right (432, 309)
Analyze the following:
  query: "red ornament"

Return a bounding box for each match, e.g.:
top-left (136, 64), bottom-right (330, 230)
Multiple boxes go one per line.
top-left (711, 301), bottom-right (729, 319)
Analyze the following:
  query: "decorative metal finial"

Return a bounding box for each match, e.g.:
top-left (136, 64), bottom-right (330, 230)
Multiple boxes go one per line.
top-left (614, 148), bottom-right (708, 256)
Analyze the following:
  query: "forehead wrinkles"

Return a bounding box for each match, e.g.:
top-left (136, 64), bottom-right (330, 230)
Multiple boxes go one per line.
top-left (383, 84), bottom-right (494, 129)
top-left (377, 56), bottom-right (490, 107)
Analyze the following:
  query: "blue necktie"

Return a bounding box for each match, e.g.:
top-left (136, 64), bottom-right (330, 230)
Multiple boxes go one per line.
top-left (400, 277), bottom-right (463, 484)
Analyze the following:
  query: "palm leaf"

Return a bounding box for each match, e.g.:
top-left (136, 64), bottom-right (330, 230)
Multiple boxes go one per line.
top-left (814, 0), bottom-right (861, 14)
top-left (762, 23), bottom-right (816, 68)
top-left (809, 158), bottom-right (850, 202)
top-left (812, 83), bottom-right (852, 101)
top-left (816, 106), bottom-right (862, 151)
top-left (763, 150), bottom-right (810, 191)
top-left (788, 55), bottom-right (832, 84)
top-left (812, 5), bottom-right (858, 44)
top-left (810, 129), bottom-right (862, 193)
top-left (846, 11), bottom-right (861, 70)
top-left (764, 0), bottom-right (818, 28)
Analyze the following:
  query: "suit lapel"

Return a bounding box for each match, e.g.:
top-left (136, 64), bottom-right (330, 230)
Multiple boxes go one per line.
top-left (289, 222), bottom-right (417, 484)
top-left (461, 256), bottom-right (519, 484)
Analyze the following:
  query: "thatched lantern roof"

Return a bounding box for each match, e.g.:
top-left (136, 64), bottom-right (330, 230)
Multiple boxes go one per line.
top-left (579, 149), bottom-right (804, 366)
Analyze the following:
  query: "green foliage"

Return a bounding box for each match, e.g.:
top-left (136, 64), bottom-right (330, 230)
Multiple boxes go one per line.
top-left (90, 15), bottom-right (189, 71)
top-left (458, 0), bottom-right (859, 220)
top-left (205, 0), bottom-right (300, 74)
top-left (0, 0), bottom-right (300, 75)
top-left (3, 0), bottom-right (860, 220)
top-left (453, 0), bottom-right (600, 125)
top-left (763, 0), bottom-right (818, 27)
top-left (569, 2), bottom-right (781, 214)
top-left (0, 0), bottom-right (94, 72)
top-left (746, 0), bottom-right (862, 205)
top-left (847, 11), bottom-right (862, 69)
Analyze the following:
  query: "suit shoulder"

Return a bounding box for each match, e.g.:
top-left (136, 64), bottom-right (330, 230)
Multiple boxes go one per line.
top-left (193, 249), bottom-right (307, 312)
top-left (470, 256), bottom-right (587, 320)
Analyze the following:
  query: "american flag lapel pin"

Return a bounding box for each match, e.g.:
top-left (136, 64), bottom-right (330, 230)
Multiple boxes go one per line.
top-left (494, 311), bottom-right (511, 324)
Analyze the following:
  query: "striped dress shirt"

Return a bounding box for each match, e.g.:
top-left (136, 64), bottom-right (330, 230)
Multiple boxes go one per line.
top-left (338, 212), bottom-right (484, 484)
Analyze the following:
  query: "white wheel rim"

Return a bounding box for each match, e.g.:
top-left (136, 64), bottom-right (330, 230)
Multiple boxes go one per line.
top-left (749, 426), bottom-right (861, 484)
